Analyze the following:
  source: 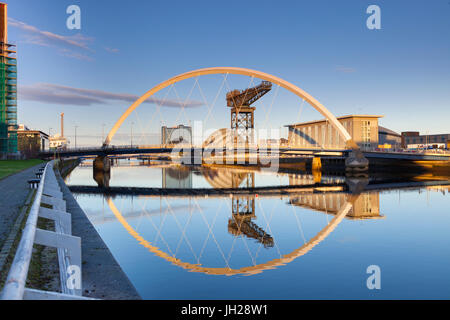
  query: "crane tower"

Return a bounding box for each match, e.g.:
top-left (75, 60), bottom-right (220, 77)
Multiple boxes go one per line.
top-left (226, 81), bottom-right (272, 145)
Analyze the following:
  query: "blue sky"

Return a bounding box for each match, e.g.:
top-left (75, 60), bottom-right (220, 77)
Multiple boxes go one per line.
top-left (4, 0), bottom-right (450, 146)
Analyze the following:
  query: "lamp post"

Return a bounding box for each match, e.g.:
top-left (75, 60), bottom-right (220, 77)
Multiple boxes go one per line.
top-left (131, 122), bottom-right (134, 147)
top-left (74, 125), bottom-right (78, 149)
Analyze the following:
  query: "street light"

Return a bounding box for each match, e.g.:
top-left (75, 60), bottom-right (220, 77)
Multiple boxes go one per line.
top-left (102, 123), bottom-right (106, 143)
top-left (74, 125), bottom-right (79, 149)
top-left (131, 122), bottom-right (135, 147)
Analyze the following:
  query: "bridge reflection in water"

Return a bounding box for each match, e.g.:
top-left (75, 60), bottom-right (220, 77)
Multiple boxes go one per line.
top-left (63, 160), bottom-right (450, 276)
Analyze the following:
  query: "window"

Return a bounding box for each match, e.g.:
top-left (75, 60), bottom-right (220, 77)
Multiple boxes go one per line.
top-left (328, 124), bottom-right (332, 147)
top-left (314, 126), bottom-right (318, 146)
top-left (321, 125), bottom-right (325, 146)
top-left (362, 120), bottom-right (372, 148)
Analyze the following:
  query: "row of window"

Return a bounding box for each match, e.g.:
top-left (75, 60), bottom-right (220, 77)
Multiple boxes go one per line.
top-left (407, 136), bottom-right (449, 144)
top-left (290, 123), bottom-right (344, 147)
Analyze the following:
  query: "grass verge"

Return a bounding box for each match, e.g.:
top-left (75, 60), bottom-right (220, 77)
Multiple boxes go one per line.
top-left (0, 159), bottom-right (44, 180)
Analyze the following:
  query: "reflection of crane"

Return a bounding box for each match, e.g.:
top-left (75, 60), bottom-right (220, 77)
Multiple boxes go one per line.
top-left (201, 166), bottom-right (273, 247)
top-left (226, 81), bottom-right (272, 143)
top-left (106, 195), bottom-right (357, 276)
top-left (228, 215), bottom-right (274, 248)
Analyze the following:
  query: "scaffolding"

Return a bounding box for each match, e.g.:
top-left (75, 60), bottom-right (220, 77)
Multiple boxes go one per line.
top-left (0, 41), bottom-right (17, 154)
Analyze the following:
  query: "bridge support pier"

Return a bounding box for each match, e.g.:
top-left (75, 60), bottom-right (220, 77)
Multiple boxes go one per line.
top-left (345, 149), bottom-right (369, 175)
top-left (93, 156), bottom-right (111, 188)
top-left (93, 156), bottom-right (111, 172)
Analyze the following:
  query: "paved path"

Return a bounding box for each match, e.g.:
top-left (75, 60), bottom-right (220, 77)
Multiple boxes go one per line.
top-left (0, 164), bottom-right (43, 247)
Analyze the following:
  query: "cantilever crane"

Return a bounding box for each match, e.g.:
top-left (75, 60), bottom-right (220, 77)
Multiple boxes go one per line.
top-left (226, 81), bottom-right (272, 139)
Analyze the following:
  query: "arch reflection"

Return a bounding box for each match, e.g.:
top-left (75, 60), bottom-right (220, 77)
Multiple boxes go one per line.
top-left (105, 193), bottom-right (359, 276)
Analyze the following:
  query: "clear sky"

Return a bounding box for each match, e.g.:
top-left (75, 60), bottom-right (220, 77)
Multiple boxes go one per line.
top-left (4, 0), bottom-right (450, 146)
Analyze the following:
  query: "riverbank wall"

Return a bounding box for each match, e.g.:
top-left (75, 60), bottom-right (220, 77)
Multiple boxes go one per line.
top-left (55, 159), bottom-right (141, 300)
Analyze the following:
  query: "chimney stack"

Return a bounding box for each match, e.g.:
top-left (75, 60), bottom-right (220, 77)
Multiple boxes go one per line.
top-left (61, 113), bottom-right (64, 137)
top-left (0, 2), bottom-right (7, 44)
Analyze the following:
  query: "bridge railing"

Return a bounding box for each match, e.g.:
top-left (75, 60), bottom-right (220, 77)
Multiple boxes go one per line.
top-left (1, 161), bottom-right (92, 300)
top-left (364, 146), bottom-right (450, 155)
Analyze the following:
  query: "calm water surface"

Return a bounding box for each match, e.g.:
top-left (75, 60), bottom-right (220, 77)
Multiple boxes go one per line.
top-left (66, 159), bottom-right (450, 299)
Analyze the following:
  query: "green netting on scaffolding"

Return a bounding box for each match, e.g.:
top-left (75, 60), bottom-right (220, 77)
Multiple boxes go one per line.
top-left (0, 55), bottom-right (18, 154)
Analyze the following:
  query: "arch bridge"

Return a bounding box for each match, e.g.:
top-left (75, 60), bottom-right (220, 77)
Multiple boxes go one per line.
top-left (43, 67), bottom-right (372, 171)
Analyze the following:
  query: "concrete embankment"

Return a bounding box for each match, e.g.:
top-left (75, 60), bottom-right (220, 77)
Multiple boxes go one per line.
top-left (55, 159), bottom-right (141, 300)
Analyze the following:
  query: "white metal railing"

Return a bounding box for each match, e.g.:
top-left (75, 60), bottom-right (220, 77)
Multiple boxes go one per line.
top-left (1, 161), bottom-right (90, 300)
top-left (363, 146), bottom-right (450, 155)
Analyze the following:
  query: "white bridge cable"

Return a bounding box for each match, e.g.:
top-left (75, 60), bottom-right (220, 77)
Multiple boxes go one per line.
top-left (172, 77), bottom-right (199, 127)
top-left (296, 98), bottom-right (306, 124)
top-left (252, 198), bottom-right (278, 262)
top-left (173, 199), bottom-right (196, 259)
top-left (131, 83), bottom-right (175, 146)
top-left (255, 199), bottom-right (283, 259)
top-left (290, 203), bottom-right (308, 245)
top-left (197, 74), bottom-right (228, 131)
top-left (138, 198), bottom-right (176, 257)
top-left (192, 197), bottom-right (231, 269)
top-left (197, 199), bottom-right (225, 265)
top-left (162, 197), bottom-right (199, 261)
top-left (262, 84), bottom-right (281, 130)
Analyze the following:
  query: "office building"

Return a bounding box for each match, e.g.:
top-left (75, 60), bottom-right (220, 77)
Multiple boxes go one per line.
top-left (401, 132), bottom-right (450, 149)
top-left (17, 124), bottom-right (49, 158)
top-left (378, 126), bottom-right (401, 148)
top-left (161, 124), bottom-right (192, 145)
top-left (286, 115), bottom-right (383, 149)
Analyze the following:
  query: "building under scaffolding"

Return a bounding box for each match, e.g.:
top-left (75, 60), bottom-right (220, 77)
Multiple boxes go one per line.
top-left (0, 3), bottom-right (18, 156)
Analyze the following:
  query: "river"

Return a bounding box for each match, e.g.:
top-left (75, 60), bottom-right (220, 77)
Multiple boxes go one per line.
top-left (65, 159), bottom-right (450, 299)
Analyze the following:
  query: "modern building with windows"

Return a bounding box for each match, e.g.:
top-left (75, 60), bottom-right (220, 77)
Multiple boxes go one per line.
top-left (378, 126), bottom-right (402, 148)
top-left (401, 131), bottom-right (450, 149)
top-left (17, 124), bottom-right (49, 159)
top-left (0, 3), bottom-right (18, 157)
top-left (161, 124), bottom-right (192, 145)
top-left (286, 115), bottom-right (383, 150)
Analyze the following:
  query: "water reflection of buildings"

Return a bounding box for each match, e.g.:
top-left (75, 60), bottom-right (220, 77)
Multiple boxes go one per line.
top-left (287, 172), bottom-right (382, 220)
top-left (425, 185), bottom-right (450, 195)
top-left (289, 192), bottom-right (382, 220)
top-left (289, 173), bottom-right (346, 186)
top-left (162, 167), bottom-right (192, 189)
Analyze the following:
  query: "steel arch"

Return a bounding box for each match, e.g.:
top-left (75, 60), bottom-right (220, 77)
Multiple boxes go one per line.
top-left (104, 67), bottom-right (358, 149)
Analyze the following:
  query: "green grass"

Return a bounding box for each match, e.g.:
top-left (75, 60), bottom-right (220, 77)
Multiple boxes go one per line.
top-left (0, 159), bottom-right (44, 180)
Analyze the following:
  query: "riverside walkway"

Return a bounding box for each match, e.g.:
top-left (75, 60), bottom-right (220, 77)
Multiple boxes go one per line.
top-left (0, 161), bottom-right (140, 300)
top-left (0, 163), bottom-right (42, 249)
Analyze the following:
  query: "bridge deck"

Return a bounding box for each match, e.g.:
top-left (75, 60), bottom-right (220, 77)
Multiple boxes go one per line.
top-left (41, 145), bottom-right (450, 162)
